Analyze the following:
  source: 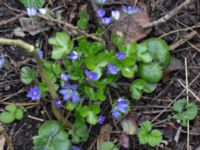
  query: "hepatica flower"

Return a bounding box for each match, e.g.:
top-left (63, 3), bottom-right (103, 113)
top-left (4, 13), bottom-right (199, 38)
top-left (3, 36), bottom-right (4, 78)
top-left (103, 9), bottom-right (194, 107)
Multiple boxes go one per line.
top-left (116, 52), bottom-right (126, 60)
top-left (59, 83), bottom-right (80, 104)
top-left (54, 99), bottom-right (63, 109)
top-left (107, 63), bottom-right (118, 75)
top-left (101, 17), bottom-right (112, 25)
top-left (0, 53), bottom-right (5, 69)
top-left (37, 49), bottom-right (43, 58)
top-left (98, 115), bottom-right (106, 124)
top-left (112, 98), bottom-right (129, 120)
top-left (121, 5), bottom-right (140, 15)
top-left (27, 86), bottom-right (41, 101)
top-left (97, 8), bottom-right (105, 18)
top-left (111, 10), bottom-right (120, 21)
top-left (38, 8), bottom-right (46, 15)
top-left (26, 8), bottom-right (37, 16)
top-left (68, 51), bottom-right (78, 60)
top-left (85, 69), bottom-right (98, 81)
top-left (71, 146), bottom-right (81, 150)
top-left (60, 73), bottom-right (70, 81)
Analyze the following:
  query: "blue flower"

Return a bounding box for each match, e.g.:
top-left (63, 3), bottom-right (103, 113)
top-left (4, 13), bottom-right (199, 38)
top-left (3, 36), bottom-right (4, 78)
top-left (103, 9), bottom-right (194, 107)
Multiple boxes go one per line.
top-left (54, 99), bottom-right (63, 108)
top-left (121, 5), bottom-right (140, 15)
top-left (84, 70), bottom-right (98, 80)
top-left (116, 52), bottom-right (126, 60)
top-left (101, 17), bottom-right (112, 25)
top-left (38, 8), bottom-right (46, 15)
top-left (107, 63), bottom-right (118, 75)
top-left (27, 86), bottom-right (41, 101)
top-left (112, 98), bottom-right (129, 120)
top-left (111, 10), bottom-right (120, 20)
top-left (60, 73), bottom-right (70, 81)
top-left (97, 8), bottom-right (106, 18)
top-left (26, 8), bottom-right (37, 16)
top-left (96, 0), bottom-right (107, 5)
top-left (37, 49), bottom-right (43, 58)
top-left (0, 53), bottom-right (5, 69)
top-left (98, 115), bottom-right (106, 124)
top-left (68, 51), bottom-right (78, 60)
top-left (71, 146), bottom-right (81, 150)
top-left (59, 83), bottom-right (80, 104)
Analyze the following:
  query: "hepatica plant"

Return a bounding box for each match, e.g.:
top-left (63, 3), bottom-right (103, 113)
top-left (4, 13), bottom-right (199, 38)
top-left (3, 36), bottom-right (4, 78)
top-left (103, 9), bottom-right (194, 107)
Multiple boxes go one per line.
top-left (0, 0), bottom-right (172, 149)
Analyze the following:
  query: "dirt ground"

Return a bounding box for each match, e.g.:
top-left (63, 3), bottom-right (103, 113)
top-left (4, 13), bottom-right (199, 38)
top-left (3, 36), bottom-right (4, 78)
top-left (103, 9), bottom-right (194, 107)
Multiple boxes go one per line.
top-left (0, 0), bottom-right (200, 150)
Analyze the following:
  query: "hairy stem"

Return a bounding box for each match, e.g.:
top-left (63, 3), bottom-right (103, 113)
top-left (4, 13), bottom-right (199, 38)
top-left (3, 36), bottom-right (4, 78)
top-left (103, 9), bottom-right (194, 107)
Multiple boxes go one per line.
top-left (0, 37), bottom-right (72, 128)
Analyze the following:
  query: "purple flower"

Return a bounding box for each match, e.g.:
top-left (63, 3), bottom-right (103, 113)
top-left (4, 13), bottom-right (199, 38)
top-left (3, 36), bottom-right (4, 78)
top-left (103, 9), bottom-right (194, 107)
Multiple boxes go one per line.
top-left (0, 53), bottom-right (5, 69)
top-left (97, 8), bottom-right (106, 18)
top-left (54, 99), bottom-right (62, 108)
top-left (37, 49), bottom-right (43, 58)
top-left (84, 70), bottom-right (98, 80)
top-left (27, 86), bottom-right (41, 101)
top-left (112, 98), bottom-right (129, 120)
top-left (116, 52), bottom-right (126, 60)
top-left (121, 5), bottom-right (140, 15)
top-left (98, 115), bottom-right (106, 124)
top-left (71, 146), bottom-right (81, 150)
top-left (101, 17), bottom-right (112, 25)
top-left (107, 63), bottom-right (118, 75)
top-left (38, 8), bottom-right (46, 15)
top-left (60, 73), bottom-right (70, 81)
top-left (59, 83), bottom-right (80, 104)
top-left (112, 109), bottom-right (121, 120)
top-left (26, 8), bottom-right (37, 16)
top-left (68, 51), bottom-right (78, 60)
top-left (111, 10), bottom-right (120, 20)
top-left (96, 0), bottom-right (107, 4)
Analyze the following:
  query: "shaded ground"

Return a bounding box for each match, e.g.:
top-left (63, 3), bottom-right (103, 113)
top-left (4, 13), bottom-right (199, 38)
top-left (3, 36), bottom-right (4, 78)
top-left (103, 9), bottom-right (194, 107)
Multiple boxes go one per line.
top-left (0, 0), bottom-right (200, 150)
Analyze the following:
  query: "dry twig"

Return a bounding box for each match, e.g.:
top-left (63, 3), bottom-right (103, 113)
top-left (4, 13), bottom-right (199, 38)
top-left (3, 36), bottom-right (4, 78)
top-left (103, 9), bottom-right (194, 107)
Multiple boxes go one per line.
top-left (143, 0), bottom-right (194, 28)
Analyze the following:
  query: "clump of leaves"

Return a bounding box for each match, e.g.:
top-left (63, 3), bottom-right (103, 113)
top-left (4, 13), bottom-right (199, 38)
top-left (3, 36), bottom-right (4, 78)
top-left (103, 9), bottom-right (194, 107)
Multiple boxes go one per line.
top-left (137, 121), bottom-right (162, 147)
top-left (172, 99), bottom-right (198, 126)
top-left (101, 141), bottom-right (119, 150)
top-left (0, 104), bottom-right (26, 123)
top-left (33, 120), bottom-right (71, 150)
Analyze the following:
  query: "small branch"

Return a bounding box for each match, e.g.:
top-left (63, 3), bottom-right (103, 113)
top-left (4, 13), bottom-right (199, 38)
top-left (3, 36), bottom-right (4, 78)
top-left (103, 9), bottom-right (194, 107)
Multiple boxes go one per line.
top-left (37, 14), bottom-right (103, 42)
top-left (0, 12), bottom-right (25, 27)
top-left (143, 0), bottom-right (194, 29)
top-left (0, 38), bottom-right (72, 128)
top-left (169, 31), bottom-right (197, 51)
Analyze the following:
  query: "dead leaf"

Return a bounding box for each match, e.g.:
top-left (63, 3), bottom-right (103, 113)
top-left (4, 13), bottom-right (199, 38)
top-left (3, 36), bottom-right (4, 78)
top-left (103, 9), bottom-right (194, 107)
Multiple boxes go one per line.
top-left (97, 123), bottom-right (112, 150)
top-left (111, 2), bottom-right (151, 44)
top-left (167, 56), bottom-right (184, 72)
top-left (119, 133), bottom-right (129, 149)
top-left (19, 17), bottom-right (50, 36)
top-left (0, 135), bottom-right (5, 150)
top-left (121, 112), bottom-right (138, 135)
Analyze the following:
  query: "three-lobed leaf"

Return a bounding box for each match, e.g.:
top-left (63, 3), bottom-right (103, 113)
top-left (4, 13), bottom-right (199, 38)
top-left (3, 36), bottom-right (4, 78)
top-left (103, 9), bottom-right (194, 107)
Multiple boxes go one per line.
top-left (20, 66), bottom-right (36, 84)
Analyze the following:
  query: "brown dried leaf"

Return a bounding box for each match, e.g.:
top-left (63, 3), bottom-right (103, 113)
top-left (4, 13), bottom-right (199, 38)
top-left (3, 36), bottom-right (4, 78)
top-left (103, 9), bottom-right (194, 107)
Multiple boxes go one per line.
top-left (119, 133), bottom-right (129, 149)
top-left (111, 2), bottom-right (151, 44)
top-left (97, 123), bottom-right (112, 150)
top-left (121, 112), bottom-right (138, 135)
top-left (0, 135), bottom-right (5, 150)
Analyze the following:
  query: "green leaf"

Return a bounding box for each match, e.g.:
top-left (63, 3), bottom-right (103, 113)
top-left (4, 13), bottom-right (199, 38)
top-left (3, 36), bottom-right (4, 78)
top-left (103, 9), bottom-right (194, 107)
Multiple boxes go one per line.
top-left (137, 121), bottom-right (162, 147)
top-left (85, 86), bottom-right (96, 100)
top-left (143, 83), bottom-right (157, 93)
top-left (173, 99), bottom-right (185, 113)
top-left (125, 42), bottom-right (137, 55)
top-left (79, 106), bottom-right (90, 118)
top-left (95, 87), bottom-right (106, 101)
top-left (5, 105), bottom-right (17, 113)
top-left (148, 129), bottom-right (163, 147)
top-left (15, 109), bottom-right (24, 120)
top-left (33, 120), bottom-right (71, 150)
top-left (138, 63), bottom-right (163, 83)
top-left (66, 102), bottom-right (76, 111)
top-left (86, 111), bottom-right (98, 125)
top-left (52, 63), bottom-right (61, 76)
top-left (101, 141), bottom-right (119, 150)
top-left (69, 121), bottom-right (89, 144)
top-left (121, 67), bottom-right (135, 78)
top-left (142, 38), bottom-right (170, 69)
top-left (90, 104), bottom-right (100, 114)
top-left (77, 9), bottom-right (89, 30)
top-left (111, 33), bottom-right (125, 47)
top-left (20, 66), bottom-right (36, 84)
top-left (137, 44), bottom-right (153, 63)
top-left (19, 0), bottom-right (45, 8)
top-left (122, 56), bottom-right (136, 67)
top-left (0, 112), bottom-right (15, 123)
top-left (130, 79), bottom-right (146, 100)
top-left (49, 32), bottom-right (73, 59)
